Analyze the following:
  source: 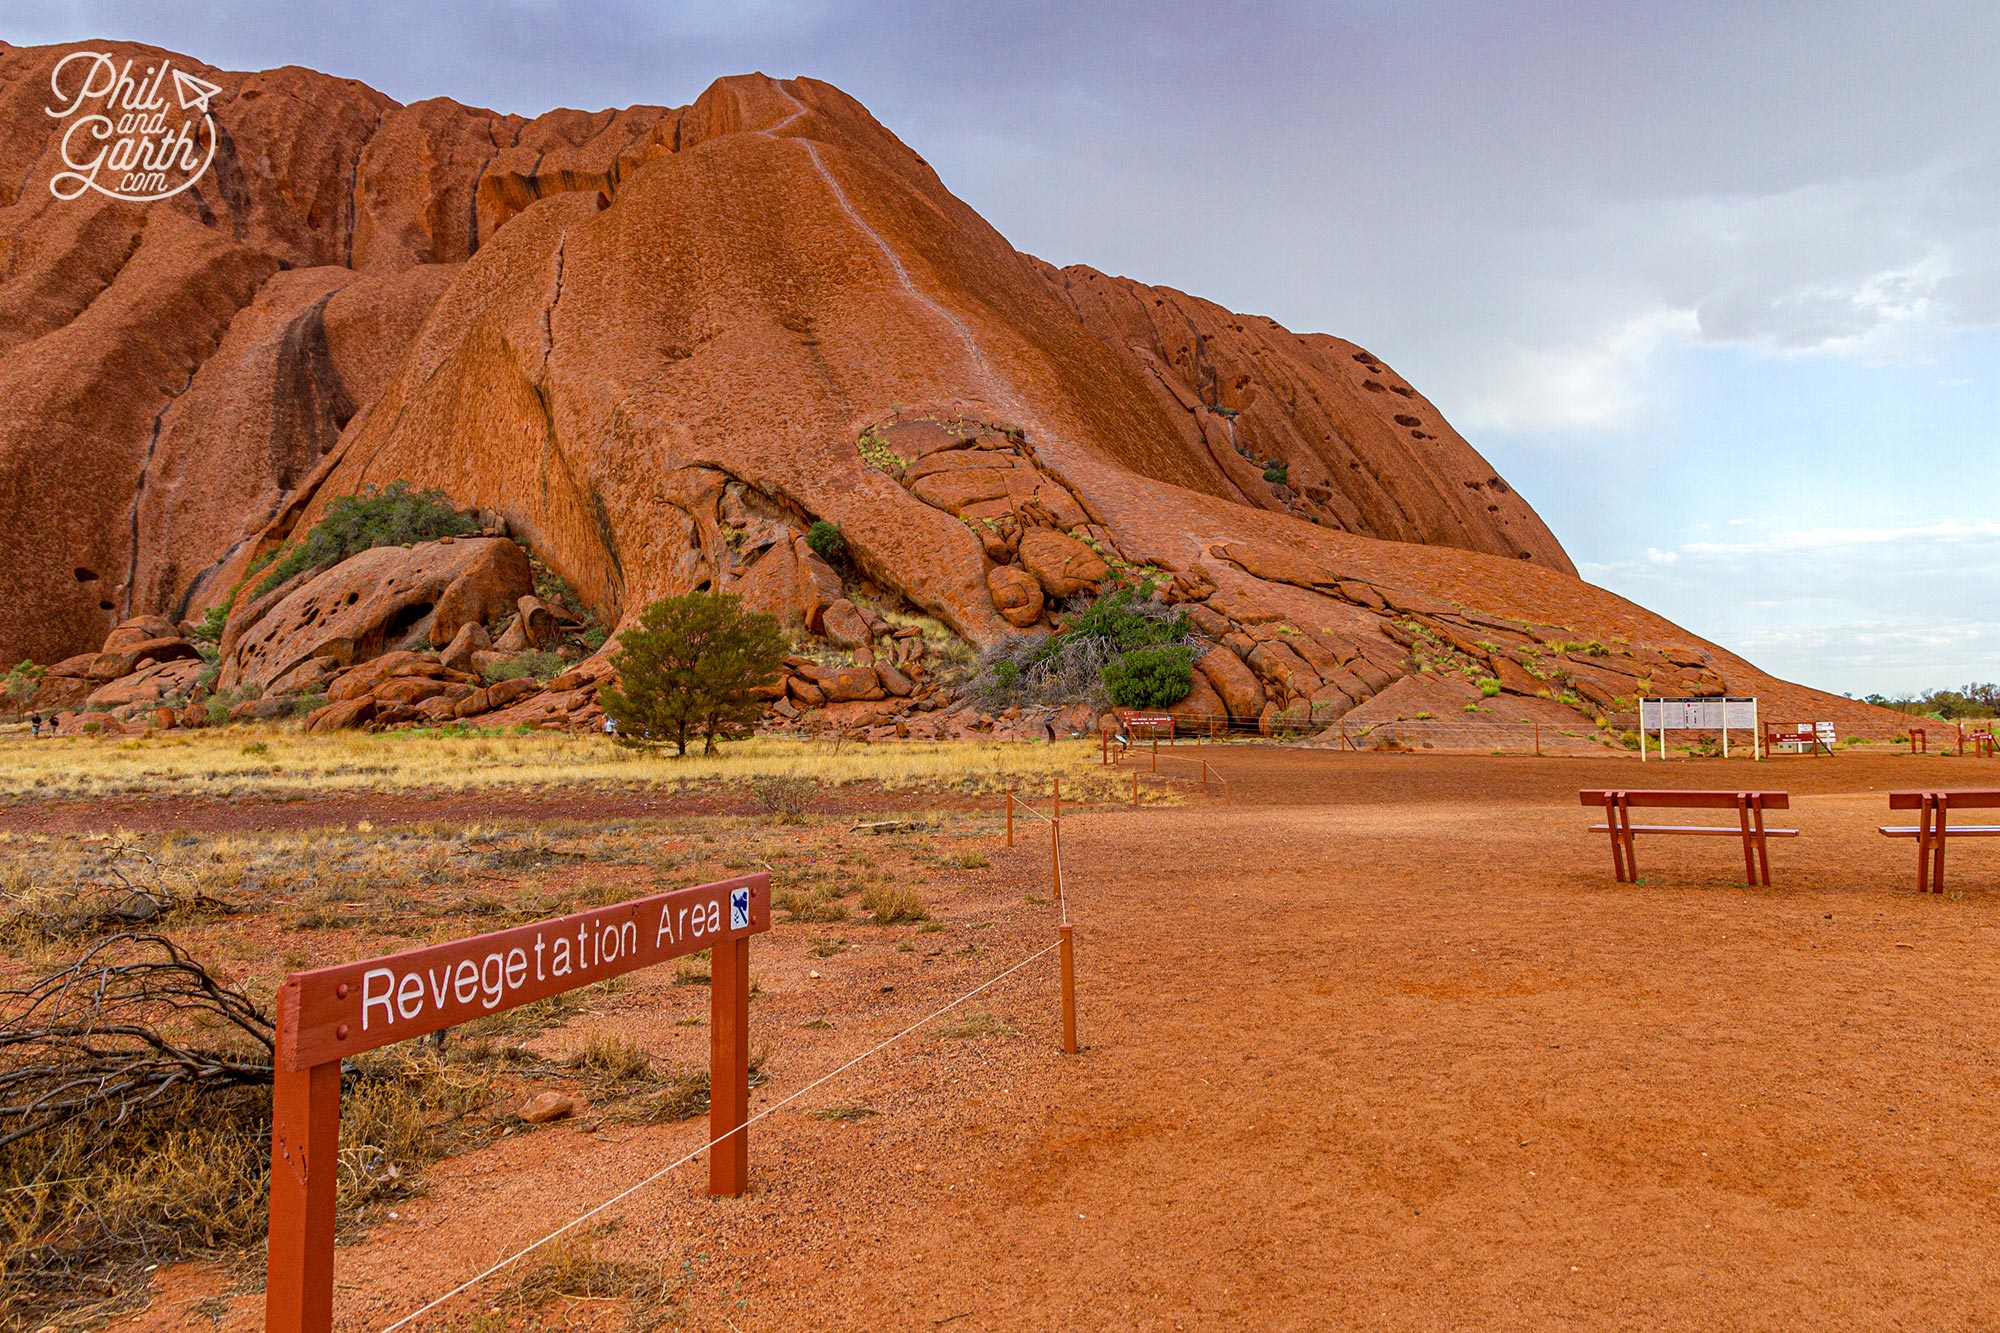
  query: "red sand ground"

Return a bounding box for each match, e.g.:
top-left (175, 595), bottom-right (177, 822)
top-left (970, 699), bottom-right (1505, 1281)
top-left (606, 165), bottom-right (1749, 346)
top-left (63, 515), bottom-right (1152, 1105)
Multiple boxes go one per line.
top-left (122, 747), bottom-right (2000, 1331)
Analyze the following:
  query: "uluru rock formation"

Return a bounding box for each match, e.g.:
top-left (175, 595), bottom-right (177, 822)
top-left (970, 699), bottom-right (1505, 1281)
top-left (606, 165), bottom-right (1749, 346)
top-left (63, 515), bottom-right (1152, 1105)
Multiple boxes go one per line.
top-left (0, 40), bottom-right (1908, 741)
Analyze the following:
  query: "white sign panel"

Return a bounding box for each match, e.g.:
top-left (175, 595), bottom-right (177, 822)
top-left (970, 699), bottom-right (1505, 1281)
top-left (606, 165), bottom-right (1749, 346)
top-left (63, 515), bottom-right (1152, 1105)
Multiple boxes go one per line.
top-left (1641, 698), bottom-right (1757, 730)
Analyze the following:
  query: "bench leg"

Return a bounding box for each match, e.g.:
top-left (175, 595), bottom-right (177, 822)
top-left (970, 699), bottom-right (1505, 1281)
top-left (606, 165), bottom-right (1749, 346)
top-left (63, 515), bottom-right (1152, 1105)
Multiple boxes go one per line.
top-left (1737, 797), bottom-right (1756, 886)
top-left (1603, 795), bottom-right (1626, 882)
top-left (1917, 799), bottom-right (1932, 893)
top-left (1617, 794), bottom-right (1638, 883)
top-left (1934, 800), bottom-right (1949, 894)
top-left (1753, 801), bottom-right (1772, 887)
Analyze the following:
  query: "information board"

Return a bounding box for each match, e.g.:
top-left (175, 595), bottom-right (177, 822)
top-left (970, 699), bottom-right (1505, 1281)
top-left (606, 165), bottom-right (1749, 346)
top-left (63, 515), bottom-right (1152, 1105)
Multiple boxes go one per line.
top-left (1639, 698), bottom-right (1758, 730)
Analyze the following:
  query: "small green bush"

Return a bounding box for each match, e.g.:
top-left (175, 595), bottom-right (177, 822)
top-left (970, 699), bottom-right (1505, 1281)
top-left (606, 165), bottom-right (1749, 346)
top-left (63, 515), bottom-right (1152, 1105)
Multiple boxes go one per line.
top-left (805, 520), bottom-right (846, 564)
top-left (1101, 643), bottom-right (1195, 709)
top-left (3, 660), bottom-right (43, 707)
top-left (189, 603), bottom-right (228, 644)
top-left (252, 481), bottom-right (477, 598)
top-left (1478, 678), bottom-right (1501, 698)
top-left (481, 650), bottom-right (565, 684)
top-left (1262, 464), bottom-right (1288, 484)
top-left (1061, 584), bottom-right (1187, 654)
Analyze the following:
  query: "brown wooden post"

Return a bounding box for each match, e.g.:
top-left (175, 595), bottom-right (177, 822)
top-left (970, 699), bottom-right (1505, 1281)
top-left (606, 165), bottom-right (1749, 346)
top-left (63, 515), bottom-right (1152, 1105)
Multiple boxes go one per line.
top-left (1600, 792), bottom-right (1625, 883)
top-left (265, 1060), bottom-right (341, 1333)
top-left (1534, 721), bottom-right (1541, 757)
top-left (1132, 770), bottom-right (1139, 807)
top-left (1916, 794), bottom-right (1933, 893)
top-left (1006, 790), bottom-right (1014, 847)
top-left (709, 931), bottom-right (751, 1197)
top-left (1058, 923), bottom-right (1077, 1054)
top-left (1151, 736), bottom-right (1158, 771)
top-left (1736, 794), bottom-right (1756, 885)
top-left (1616, 792), bottom-right (1638, 882)
top-left (1051, 809), bottom-right (1063, 907)
top-left (1934, 796), bottom-right (1950, 893)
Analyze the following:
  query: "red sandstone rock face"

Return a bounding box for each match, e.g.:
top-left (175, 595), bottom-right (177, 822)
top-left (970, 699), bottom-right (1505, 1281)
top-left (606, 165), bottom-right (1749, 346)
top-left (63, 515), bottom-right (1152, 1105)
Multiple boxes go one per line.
top-left (0, 42), bottom-right (1901, 738)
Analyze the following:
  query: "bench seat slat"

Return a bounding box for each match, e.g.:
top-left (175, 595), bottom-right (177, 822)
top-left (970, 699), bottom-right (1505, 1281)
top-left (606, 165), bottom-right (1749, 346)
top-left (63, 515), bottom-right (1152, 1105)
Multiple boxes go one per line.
top-left (1881, 825), bottom-right (2000, 837)
top-left (1889, 790), bottom-right (2000, 810)
top-left (1591, 824), bottom-right (1798, 837)
top-left (1580, 789), bottom-right (1790, 810)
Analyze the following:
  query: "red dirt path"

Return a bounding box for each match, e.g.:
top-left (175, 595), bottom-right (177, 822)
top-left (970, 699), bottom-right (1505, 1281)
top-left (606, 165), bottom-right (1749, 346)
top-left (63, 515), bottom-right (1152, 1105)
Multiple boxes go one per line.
top-left (130, 747), bottom-right (2000, 1331)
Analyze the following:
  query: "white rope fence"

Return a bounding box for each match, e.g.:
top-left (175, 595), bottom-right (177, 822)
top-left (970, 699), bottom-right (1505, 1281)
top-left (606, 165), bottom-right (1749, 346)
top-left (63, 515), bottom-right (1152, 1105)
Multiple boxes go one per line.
top-left (378, 938), bottom-right (1062, 1331)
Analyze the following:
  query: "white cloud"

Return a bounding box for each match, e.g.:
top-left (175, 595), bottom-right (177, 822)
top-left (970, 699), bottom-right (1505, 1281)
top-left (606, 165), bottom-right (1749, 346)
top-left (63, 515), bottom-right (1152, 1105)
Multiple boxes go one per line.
top-left (1461, 309), bottom-right (1698, 434)
top-left (1449, 164), bottom-right (1999, 435)
top-left (1581, 519), bottom-right (2000, 695)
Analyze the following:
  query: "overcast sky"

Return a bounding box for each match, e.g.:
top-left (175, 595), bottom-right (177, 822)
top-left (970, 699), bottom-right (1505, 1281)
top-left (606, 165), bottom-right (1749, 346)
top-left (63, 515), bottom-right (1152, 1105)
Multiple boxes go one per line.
top-left (10, 0), bottom-right (1996, 696)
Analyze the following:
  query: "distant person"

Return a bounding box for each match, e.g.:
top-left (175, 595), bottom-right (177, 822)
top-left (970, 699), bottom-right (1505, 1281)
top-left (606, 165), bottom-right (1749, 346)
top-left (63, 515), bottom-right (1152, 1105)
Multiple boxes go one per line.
top-left (603, 716), bottom-right (617, 736)
top-left (29, 713), bottom-right (41, 738)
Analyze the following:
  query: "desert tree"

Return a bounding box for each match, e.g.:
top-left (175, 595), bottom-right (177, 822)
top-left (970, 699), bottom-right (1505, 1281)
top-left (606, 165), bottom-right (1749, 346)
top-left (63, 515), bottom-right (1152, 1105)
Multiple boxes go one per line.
top-left (597, 591), bottom-right (787, 756)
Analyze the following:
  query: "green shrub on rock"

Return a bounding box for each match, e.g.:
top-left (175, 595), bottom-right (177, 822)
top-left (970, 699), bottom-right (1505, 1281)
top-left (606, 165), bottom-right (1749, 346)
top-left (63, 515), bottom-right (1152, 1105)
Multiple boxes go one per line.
top-left (1101, 643), bottom-right (1195, 710)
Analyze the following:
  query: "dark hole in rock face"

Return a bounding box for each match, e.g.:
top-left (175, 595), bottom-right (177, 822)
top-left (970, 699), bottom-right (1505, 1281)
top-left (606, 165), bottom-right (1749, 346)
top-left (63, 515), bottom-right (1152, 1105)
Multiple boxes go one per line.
top-left (98, 600), bottom-right (115, 610)
top-left (384, 601), bottom-right (433, 644)
top-left (74, 567), bottom-right (97, 582)
top-left (693, 580), bottom-right (712, 593)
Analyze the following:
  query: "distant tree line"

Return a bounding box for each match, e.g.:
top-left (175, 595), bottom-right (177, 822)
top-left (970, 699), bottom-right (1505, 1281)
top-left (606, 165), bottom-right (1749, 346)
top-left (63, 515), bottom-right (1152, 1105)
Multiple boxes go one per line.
top-left (1858, 682), bottom-right (2000, 720)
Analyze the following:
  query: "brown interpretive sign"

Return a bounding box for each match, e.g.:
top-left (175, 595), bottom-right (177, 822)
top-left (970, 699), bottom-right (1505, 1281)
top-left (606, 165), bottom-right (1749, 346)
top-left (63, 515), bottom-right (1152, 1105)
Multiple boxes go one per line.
top-left (267, 873), bottom-right (771, 1333)
top-left (275, 873), bottom-right (771, 1069)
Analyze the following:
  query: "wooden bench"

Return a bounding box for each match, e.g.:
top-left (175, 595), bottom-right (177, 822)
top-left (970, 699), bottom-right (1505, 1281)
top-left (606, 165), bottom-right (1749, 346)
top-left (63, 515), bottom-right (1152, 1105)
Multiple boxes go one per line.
top-left (1579, 789), bottom-right (1797, 886)
top-left (1881, 791), bottom-right (2000, 892)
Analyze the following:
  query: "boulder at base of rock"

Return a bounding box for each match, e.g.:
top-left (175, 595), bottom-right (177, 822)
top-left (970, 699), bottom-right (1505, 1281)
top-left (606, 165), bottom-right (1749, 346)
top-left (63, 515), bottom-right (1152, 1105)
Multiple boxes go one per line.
top-left (483, 676), bottom-right (543, 709)
top-left (819, 599), bottom-right (871, 649)
top-left (986, 566), bottom-right (1045, 627)
top-left (306, 696), bottom-right (376, 733)
top-left (102, 616), bottom-right (181, 653)
top-left (373, 677), bottom-right (445, 707)
top-left (226, 538), bottom-right (533, 691)
top-left (875, 663), bottom-right (914, 697)
top-left (229, 697), bottom-right (296, 722)
top-left (89, 638), bottom-right (202, 681)
top-left (1018, 530), bottom-right (1110, 599)
top-left (440, 620), bottom-right (491, 673)
top-left (516, 596), bottom-right (560, 648)
top-left (425, 541), bottom-right (536, 647)
top-left (1195, 645), bottom-right (1266, 722)
top-left (822, 667), bottom-right (886, 702)
top-left (328, 651), bottom-right (430, 703)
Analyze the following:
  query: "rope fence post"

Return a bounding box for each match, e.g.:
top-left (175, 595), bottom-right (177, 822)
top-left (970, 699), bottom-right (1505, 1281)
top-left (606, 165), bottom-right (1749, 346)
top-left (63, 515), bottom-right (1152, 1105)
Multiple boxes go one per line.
top-left (1132, 770), bottom-right (1139, 807)
top-left (1051, 777), bottom-right (1063, 908)
top-left (708, 925), bottom-right (751, 1197)
top-left (1006, 789), bottom-right (1014, 847)
top-left (1058, 923), bottom-right (1077, 1054)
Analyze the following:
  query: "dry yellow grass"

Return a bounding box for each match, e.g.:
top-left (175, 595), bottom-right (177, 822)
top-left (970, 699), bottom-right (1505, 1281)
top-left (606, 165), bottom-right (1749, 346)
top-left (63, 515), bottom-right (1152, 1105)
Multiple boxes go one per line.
top-left (0, 732), bottom-right (1122, 802)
